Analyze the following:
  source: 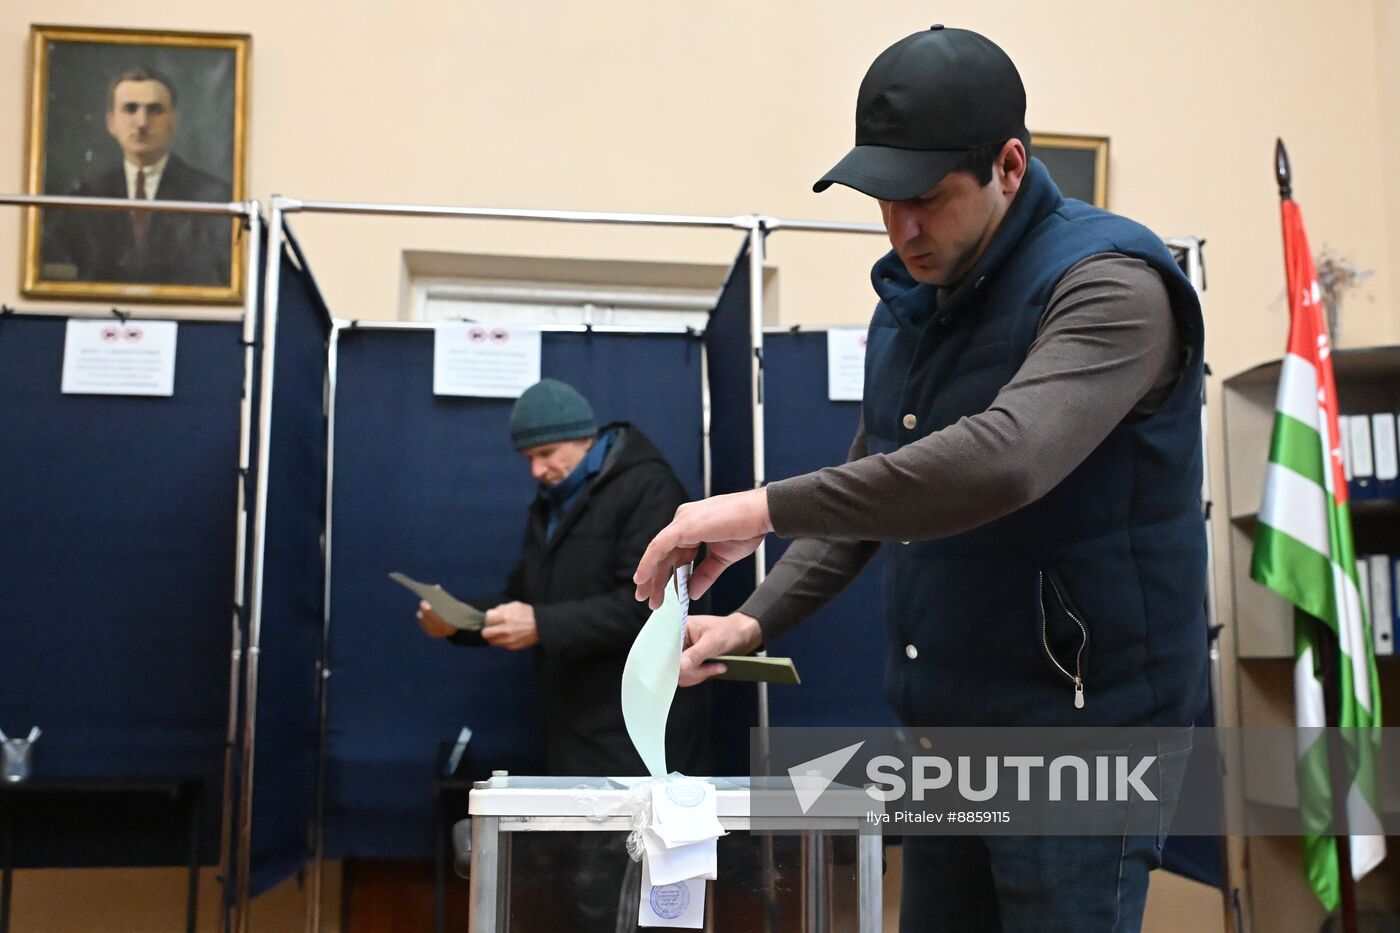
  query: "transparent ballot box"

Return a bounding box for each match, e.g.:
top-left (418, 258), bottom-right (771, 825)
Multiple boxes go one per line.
top-left (465, 775), bottom-right (882, 932)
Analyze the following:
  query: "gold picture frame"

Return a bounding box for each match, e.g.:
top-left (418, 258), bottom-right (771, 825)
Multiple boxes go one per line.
top-left (23, 25), bottom-right (251, 304)
top-left (1030, 133), bottom-right (1109, 209)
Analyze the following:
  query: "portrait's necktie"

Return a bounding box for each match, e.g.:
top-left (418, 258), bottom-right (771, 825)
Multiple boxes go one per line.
top-left (132, 169), bottom-right (150, 244)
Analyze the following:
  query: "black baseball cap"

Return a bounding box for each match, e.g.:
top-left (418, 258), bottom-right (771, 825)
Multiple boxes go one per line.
top-left (814, 26), bottom-right (1027, 200)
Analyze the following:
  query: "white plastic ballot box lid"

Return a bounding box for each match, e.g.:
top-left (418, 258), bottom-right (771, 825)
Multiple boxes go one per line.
top-left (466, 775), bottom-right (876, 819)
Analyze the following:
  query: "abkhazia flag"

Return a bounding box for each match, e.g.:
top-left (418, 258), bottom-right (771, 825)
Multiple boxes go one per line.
top-left (1250, 195), bottom-right (1385, 909)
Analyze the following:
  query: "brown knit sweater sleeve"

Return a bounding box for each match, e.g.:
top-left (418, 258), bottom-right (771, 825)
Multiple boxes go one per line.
top-left (737, 253), bottom-right (1179, 641)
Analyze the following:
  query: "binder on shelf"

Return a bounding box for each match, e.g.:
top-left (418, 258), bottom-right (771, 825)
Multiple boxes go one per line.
top-left (1371, 413), bottom-right (1398, 500)
top-left (1370, 554), bottom-right (1393, 656)
top-left (1347, 414), bottom-right (1376, 501)
top-left (1390, 557), bottom-right (1400, 658)
top-left (1357, 557), bottom-right (1372, 629)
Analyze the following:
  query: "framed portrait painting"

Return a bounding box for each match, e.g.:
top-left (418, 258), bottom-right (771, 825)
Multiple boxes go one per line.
top-left (1030, 133), bottom-right (1109, 209)
top-left (23, 25), bottom-right (251, 304)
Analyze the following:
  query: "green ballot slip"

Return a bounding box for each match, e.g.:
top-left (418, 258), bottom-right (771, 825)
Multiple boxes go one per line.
top-left (389, 572), bottom-right (485, 632)
top-left (621, 573), bottom-right (685, 778)
top-left (710, 655), bottom-right (801, 685)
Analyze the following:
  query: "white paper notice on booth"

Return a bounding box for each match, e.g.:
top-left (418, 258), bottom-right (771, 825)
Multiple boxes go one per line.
top-left (433, 323), bottom-right (540, 398)
top-left (826, 327), bottom-right (866, 402)
top-left (61, 319), bottom-right (177, 397)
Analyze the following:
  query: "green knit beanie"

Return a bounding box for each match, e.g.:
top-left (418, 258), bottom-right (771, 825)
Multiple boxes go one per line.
top-left (509, 379), bottom-right (596, 450)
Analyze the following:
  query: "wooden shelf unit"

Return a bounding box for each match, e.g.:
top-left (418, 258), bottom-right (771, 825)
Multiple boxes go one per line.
top-left (1219, 346), bottom-right (1400, 932)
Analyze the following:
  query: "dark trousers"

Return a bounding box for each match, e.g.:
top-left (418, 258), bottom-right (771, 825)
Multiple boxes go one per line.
top-left (899, 832), bottom-right (1161, 932)
top-left (898, 728), bottom-right (1192, 932)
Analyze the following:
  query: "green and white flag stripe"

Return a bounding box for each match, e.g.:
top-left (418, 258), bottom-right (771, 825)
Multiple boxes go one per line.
top-left (1251, 336), bottom-right (1385, 909)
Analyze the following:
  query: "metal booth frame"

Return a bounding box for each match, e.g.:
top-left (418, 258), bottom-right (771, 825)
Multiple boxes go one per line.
top-left (0, 192), bottom-right (262, 933)
top-left (254, 197), bottom-right (775, 933)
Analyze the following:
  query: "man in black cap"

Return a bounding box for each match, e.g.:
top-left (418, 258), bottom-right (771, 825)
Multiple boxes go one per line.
top-left (418, 378), bottom-right (709, 931)
top-left (632, 27), bottom-right (1205, 932)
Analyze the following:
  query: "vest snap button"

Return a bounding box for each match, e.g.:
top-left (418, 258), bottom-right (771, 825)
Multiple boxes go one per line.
top-left (900, 540), bottom-right (910, 546)
top-left (902, 413), bottom-right (917, 430)
top-left (905, 644), bottom-right (919, 660)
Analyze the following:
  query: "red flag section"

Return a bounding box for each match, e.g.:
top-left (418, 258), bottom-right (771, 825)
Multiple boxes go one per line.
top-left (1280, 198), bottom-right (1347, 504)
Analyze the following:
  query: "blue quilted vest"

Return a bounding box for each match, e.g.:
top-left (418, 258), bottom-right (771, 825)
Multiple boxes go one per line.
top-left (863, 158), bottom-right (1207, 727)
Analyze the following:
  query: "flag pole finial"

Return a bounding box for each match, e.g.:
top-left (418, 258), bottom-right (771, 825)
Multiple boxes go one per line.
top-left (1275, 138), bottom-right (1292, 200)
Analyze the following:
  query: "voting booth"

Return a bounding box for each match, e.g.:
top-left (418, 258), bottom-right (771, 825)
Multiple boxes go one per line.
top-left (234, 200), bottom-right (932, 931)
top-left (0, 193), bottom-right (264, 930)
top-left (242, 200), bottom-right (775, 930)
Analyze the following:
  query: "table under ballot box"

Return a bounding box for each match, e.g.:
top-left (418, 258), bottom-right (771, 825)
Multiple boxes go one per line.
top-left (465, 775), bottom-right (882, 932)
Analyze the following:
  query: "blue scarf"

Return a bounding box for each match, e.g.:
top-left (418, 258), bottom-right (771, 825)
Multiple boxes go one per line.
top-left (541, 431), bottom-right (613, 540)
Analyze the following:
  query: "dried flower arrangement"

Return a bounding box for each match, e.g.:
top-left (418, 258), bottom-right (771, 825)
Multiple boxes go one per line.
top-left (1314, 248), bottom-right (1373, 342)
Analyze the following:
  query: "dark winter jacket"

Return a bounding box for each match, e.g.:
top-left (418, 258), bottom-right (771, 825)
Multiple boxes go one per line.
top-left (459, 422), bottom-right (711, 776)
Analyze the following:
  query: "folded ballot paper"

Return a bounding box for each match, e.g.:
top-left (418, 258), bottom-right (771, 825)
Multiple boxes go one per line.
top-left (388, 572), bottom-right (485, 632)
top-left (621, 568), bottom-right (725, 928)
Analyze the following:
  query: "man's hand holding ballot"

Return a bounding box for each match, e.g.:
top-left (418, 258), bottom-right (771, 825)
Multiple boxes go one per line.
top-left (632, 487), bottom-right (772, 610)
top-left (418, 599), bottom-right (539, 650)
top-left (676, 612), bottom-right (763, 687)
top-left (479, 601), bottom-right (539, 651)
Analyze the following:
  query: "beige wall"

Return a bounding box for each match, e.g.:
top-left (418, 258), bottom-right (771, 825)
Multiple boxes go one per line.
top-left (3, 0), bottom-right (1396, 362)
top-left (3, 1), bottom-right (1397, 930)
top-left (1379, 0), bottom-right (1400, 331)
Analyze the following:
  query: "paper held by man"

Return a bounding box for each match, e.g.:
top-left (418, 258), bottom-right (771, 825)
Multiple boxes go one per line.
top-left (388, 572), bottom-right (485, 632)
top-left (618, 567), bottom-right (807, 927)
top-left (618, 567), bottom-right (714, 927)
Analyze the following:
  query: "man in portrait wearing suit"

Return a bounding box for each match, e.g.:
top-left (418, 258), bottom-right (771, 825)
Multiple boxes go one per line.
top-left (41, 67), bottom-right (233, 287)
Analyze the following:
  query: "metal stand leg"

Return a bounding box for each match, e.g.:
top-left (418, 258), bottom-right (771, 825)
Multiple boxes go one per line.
top-left (497, 832), bottom-right (512, 926)
top-left (186, 783), bottom-right (202, 933)
top-left (1, 795), bottom-right (12, 933)
top-left (761, 834), bottom-right (778, 933)
top-left (434, 790), bottom-right (446, 933)
top-left (856, 834), bottom-right (882, 933)
top-left (800, 831), bottom-right (829, 933)
top-left (468, 814), bottom-right (500, 933)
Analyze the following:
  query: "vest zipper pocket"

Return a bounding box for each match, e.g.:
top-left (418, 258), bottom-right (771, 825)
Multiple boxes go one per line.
top-left (1038, 570), bottom-right (1088, 709)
